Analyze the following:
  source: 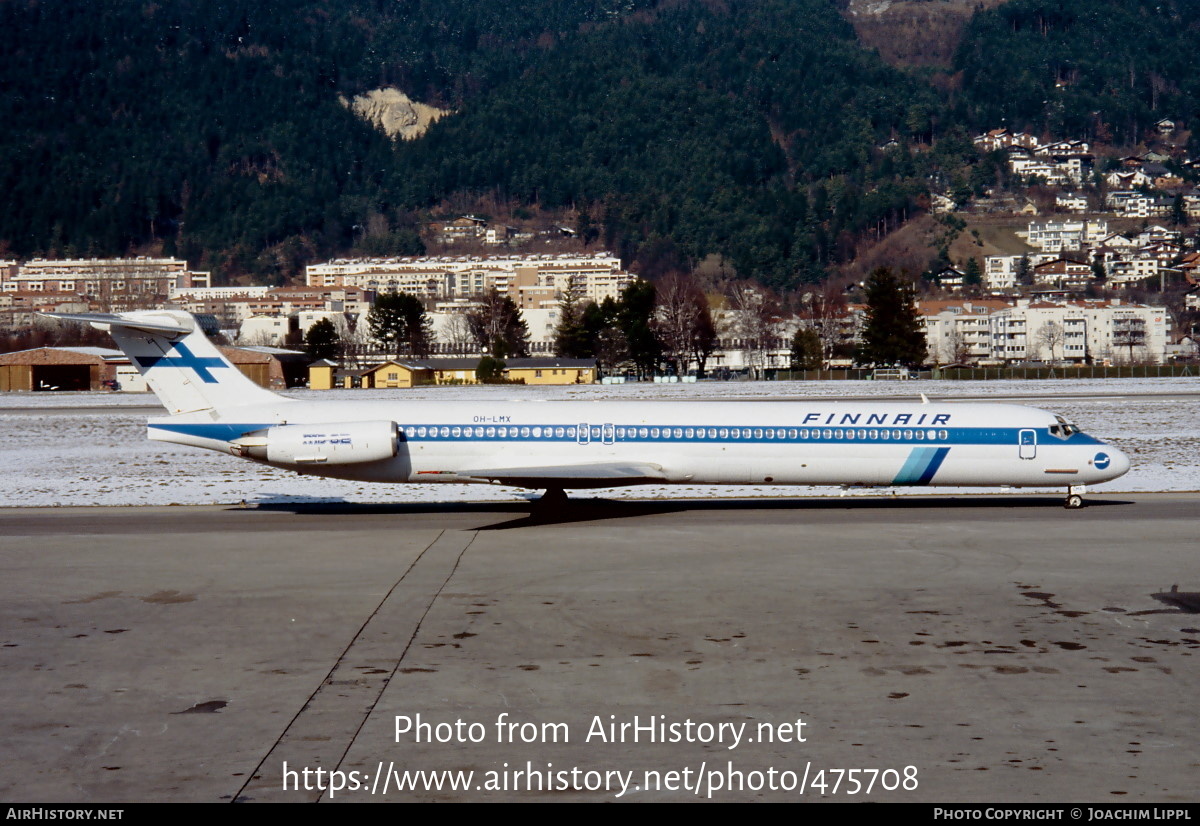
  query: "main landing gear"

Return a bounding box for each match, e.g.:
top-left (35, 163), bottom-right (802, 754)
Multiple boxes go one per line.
top-left (1064, 485), bottom-right (1086, 510)
top-left (537, 487), bottom-right (570, 507)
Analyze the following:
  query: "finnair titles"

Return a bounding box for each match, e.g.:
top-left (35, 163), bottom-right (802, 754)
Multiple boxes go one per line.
top-left (46, 310), bottom-right (1130, 508)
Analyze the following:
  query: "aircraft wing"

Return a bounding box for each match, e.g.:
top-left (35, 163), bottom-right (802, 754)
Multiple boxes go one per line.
top-left (450, 461), bottom-right (668, 489)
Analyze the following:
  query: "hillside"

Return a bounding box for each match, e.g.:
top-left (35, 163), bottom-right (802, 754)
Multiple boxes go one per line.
top-left (0, 0), bottom-right (1196, 291)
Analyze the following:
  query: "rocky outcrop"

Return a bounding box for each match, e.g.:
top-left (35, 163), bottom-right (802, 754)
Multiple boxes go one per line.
top-left (340, 88), bottom-right (451, 140)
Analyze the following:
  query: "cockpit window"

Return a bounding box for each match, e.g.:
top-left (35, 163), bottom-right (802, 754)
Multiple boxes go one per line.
top-left (1049, 416), bottom-right (1080, 439)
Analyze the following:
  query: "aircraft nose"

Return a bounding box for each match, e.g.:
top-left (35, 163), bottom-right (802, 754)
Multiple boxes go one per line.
top-left (1094, 445), bottom-right (1130, 481)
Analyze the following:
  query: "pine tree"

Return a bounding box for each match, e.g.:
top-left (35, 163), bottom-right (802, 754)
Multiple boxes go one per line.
top-left (367, 292), bottom-right (433, 358)
top-left (855, 267), bottom-right (927, 368)
top-left (553, 288), bottom-right (592, 358)
top-left (790, 328), bottom-right (822, 370)
top-left (304, 318), bottom-right (341, 362)
top-left (964, 257), bottom-right (982, 286)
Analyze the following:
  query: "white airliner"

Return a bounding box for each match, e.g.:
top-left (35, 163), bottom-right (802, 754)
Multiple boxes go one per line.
top-left (48, 310), bottom-right (1129, 508)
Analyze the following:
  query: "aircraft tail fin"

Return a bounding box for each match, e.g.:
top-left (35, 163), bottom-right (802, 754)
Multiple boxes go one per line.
top-left (43, 311), bottom-right (284, 414)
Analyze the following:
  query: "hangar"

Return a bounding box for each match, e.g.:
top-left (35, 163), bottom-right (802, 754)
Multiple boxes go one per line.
top-left (0, 345), bottom-right (308, 391)
top-left (0, 347), bottom-right (123, 391)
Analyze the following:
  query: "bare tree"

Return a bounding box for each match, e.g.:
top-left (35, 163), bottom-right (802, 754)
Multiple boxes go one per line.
top-left (798, 284), bottom-right (848, 362)
top-left (468, 290), bottom-right (529, 358)
top-left (726, 283), bottom-right (780, 379)
top-left (442, 312), bottom-right (477, 356)
top-left (1035, 321), bottom-right (1065, 362)
top-left (947, 330), bottom-right (973, 365)
top-left (653, 272), bottom-right (704, 375)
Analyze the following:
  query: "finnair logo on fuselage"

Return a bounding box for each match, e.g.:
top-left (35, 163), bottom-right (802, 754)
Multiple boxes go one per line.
top-left (134, 341), bottom-right (229, 384)
top-left (801, 412), bottom-right (951, 426)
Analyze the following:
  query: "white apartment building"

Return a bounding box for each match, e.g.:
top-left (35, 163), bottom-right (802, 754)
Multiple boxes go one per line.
top-left (987, 300), bottom-right (1167, 364)
top-left (920, 301), bottom-right (1009, 364)
top-left (983, 253), bottom-right (1059, 291)
top-left (168, 285), bottom-right (271, 301)
top-left (1, 258), bottom-right (210, 306)
top-left (1010, 156), bottom-right (1071, 186)
top-left (305, 253), bottom-right (637, 307)
top-left (1022, 219), bottom-right (1109, 253)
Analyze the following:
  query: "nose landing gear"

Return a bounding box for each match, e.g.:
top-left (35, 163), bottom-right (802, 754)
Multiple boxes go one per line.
top-left (1064, 485), bottom-right (1086, 509)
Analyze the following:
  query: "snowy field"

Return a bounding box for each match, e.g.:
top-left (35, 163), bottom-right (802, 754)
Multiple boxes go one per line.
top-left (1, 377), bottom-right (1197, 507)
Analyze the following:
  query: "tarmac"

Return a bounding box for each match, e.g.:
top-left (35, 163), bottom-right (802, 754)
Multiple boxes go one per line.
top-left (2, 493), bottom-right (1198, 802)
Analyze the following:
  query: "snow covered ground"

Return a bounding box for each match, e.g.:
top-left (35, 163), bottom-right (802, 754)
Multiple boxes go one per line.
top-left (1, 377), bottom-right (1197, 507)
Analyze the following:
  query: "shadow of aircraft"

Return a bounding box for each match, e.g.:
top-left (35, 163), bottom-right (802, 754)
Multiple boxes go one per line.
top-left (236, 494), bottom-right (1134, 531)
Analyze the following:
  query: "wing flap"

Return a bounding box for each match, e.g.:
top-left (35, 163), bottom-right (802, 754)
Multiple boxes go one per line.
top-left (452, 462), bottom-right (667, 489)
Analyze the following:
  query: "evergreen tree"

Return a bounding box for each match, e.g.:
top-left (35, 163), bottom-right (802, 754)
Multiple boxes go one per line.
top-left (304, 318), bottom-right (341, 362)
top-left (1015, 255), bottom-right (1032, 287)
top-left (790, 328), bottom-right (822, 370)
top-left (476, 355), bottom-right (506, 383)
top-left (553, 289), bottom-right (592, 358)
top-left (367, 292), bottom-right (433, 358)
top-left (855, 267), bottom-right (927, 368)
top-left (964, 257), bottom-right (982, 287)
top-left (616, 280), bottom-right (660, 377)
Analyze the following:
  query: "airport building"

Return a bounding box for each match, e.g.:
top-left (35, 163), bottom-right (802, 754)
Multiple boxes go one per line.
top-left (0, 344), bottom-right (308, 391)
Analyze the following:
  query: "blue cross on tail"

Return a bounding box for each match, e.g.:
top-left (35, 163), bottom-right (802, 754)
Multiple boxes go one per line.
top-left (134, 341), bottom-right (229, 384)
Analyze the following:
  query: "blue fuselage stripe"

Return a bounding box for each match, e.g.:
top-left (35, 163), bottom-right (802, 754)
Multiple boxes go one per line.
top-left (150, 422), bottom-right (1102, 449)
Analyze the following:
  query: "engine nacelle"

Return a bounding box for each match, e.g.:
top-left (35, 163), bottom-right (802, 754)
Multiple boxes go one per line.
top-left (230, 420), bottom-right (399, 466)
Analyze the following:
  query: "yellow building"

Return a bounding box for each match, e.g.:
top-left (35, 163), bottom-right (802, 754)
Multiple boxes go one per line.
top-left (307, 357), bottom-right (596, 388)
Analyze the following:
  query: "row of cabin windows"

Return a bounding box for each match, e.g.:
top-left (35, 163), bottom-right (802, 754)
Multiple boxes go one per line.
top-left (402, 425), bottom-right (953, 442)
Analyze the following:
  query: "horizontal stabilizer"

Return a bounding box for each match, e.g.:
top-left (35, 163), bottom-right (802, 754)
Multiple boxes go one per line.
top-left (41, 311), bottom-right (193, 338)
top-left (454, 462), bottom-right (667, 489)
